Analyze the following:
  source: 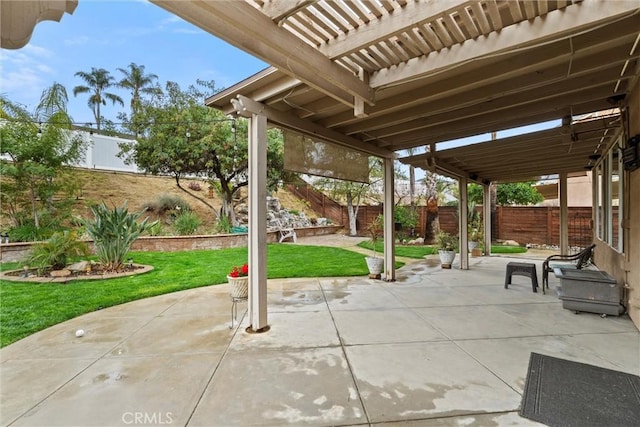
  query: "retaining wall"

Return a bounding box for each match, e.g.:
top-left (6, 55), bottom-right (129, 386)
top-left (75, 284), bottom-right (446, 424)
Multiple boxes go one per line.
top-left (0, 225), bottom-right (343, 263)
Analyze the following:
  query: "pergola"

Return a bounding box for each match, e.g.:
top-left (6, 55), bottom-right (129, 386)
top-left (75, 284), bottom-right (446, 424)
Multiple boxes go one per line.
top-left (4, 0), bottom-right (639, 332)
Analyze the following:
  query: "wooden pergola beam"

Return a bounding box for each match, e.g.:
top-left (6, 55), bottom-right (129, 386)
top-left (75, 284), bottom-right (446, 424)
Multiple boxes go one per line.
top-left (151, 0), bottom-right (374, 109)
top-left (371, 0), bottom-right (639, 88)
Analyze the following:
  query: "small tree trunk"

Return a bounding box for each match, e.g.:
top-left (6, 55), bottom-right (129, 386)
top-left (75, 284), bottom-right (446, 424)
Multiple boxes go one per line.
top-left (29, 182), bottom-right (39, 228)
top-left (346, 192), bottom-right (357, 236)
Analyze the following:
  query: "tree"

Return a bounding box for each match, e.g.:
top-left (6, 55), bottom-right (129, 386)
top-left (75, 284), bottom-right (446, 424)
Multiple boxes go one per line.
top-left (117, 62), bottom-right (162, 137)
top-left (119, 80), bottom-right (285, 225)
top-left (313, 157), bottom-right (382, 236)
top-left (468, 182), bottom-right (543, 206)
top-left (73, 67), bottom-right (124, 131)
top-left (423, 170), bottom-right (439, 243)
top-left (0, 84), bottom-right (88, 239)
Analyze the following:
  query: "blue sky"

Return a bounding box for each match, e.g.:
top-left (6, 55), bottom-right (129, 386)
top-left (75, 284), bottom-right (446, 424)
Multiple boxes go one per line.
top-left (0, 0), bottom-right (267, 125)
top-left (0, 0), bottom-right (559, 173)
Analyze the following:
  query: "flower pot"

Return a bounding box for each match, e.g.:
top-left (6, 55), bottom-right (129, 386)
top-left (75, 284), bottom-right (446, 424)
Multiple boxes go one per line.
top-left (227, 275), bottom-right (248, 299)
top-left (471, 247), bottom-right (483, 257)
top-left (438, 250), bottom-right (456, 269)
top-left (468, 241), bottom-right (479, 251)
top-left (365, 256), bottom-right (384, 275)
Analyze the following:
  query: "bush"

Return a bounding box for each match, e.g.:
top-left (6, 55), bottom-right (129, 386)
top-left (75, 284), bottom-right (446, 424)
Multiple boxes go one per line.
top-left (394, 205), bottom-right (418, 229)
top-left (7, 223), bottom-right (57, 242)
top-left (146, 222), bottom-right (164, 236)
top-left (214, 215), bottom-right (232, 234)
top-left (26, 230), bottom-right (89, 273)
top-left (187, 181), bottom-right (202, 191)
top-left (173, 211), bottom-right (202, 235)
top-left (143, 194), bottom-right (190, 215)
top-left (82, 202), bottom-right (156, 271)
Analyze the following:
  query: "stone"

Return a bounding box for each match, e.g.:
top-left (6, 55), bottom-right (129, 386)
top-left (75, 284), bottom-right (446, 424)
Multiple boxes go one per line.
top-left (503, 240), bottom-right (520, 246)
top-left (50, 269), bottom-right (72, 277)
top-left (67, 261), bottom-right (89, 272)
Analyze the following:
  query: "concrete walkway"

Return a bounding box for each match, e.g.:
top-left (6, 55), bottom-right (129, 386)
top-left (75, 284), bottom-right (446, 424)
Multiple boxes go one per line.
top-left (1, 248), bottom-right (638, 426)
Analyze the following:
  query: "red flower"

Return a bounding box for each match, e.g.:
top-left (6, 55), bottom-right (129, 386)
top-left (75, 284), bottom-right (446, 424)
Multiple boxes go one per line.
top-left (228, 263), bottom-right (249, 277)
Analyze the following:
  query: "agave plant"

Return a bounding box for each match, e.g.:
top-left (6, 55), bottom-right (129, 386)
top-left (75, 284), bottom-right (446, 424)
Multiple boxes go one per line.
top-left (82, 202), bottom-right (156, 271)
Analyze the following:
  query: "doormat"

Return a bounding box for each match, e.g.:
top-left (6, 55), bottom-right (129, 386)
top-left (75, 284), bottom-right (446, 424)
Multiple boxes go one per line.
top-left (520, 352), bottom-right (640, 427)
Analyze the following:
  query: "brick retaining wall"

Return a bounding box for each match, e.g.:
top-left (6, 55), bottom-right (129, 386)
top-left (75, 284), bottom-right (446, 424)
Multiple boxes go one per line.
top-left (0, 225), bottom-right (343, 263)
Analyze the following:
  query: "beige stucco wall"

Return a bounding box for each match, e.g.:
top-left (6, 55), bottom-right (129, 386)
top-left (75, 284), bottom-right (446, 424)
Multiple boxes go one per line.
top-left (594, 78), bottom-right (640, 330)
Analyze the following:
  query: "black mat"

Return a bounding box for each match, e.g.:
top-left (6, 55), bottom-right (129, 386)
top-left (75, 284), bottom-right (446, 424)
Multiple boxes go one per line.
top-left (520, 352), bottom-right (640, 427)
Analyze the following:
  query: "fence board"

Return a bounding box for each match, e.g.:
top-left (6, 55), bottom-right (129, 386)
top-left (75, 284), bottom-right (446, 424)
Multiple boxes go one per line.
top-left (285, 185), bottom-right (595, 246)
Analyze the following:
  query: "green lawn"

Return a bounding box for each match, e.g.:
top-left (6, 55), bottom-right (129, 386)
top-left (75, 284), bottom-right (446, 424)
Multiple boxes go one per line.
top-left (357, 241), bottom-right (438, 258)
top-left (0, 244), bottom-right (402, 348)
top-left (491, 245), bottom-right (528, 254)
top-left (357, 241), bottom-right (527, 257)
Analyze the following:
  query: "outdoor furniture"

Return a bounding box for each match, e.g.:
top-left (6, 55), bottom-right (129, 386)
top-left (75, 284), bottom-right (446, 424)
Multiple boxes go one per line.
top-left (505, 262), bottom-right (539, 293)
top-left (276, 220), bottom-right (297, 243)
top-left (555, 268), bottom-right (624, 316)
top-left (542, 243), bottom-right (596, 292)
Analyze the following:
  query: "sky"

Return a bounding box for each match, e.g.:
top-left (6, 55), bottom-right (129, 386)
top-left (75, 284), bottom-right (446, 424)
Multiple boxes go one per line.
top-left (0, 0), bottom-right (559, 181)
top-left (0, 0), bottom-right (267, 126)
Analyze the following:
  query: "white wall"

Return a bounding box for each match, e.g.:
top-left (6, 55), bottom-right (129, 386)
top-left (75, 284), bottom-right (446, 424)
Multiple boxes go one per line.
top-left (75, 131), bottom-right (140, 173)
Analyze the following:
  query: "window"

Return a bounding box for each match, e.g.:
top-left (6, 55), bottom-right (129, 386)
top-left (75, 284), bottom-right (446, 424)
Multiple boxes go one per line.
top-left (594, 138), bottom-right (624, 252)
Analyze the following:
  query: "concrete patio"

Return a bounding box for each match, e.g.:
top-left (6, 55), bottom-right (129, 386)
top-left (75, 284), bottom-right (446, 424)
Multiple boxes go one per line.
top-left (1, 254), bottom-right (638, 426)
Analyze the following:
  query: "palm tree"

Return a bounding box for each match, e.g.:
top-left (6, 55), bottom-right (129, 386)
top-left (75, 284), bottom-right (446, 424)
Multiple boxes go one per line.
top-left (73, 67), bottom-right (123, 131)
top-left (117, 63), bottom-right (162, 136)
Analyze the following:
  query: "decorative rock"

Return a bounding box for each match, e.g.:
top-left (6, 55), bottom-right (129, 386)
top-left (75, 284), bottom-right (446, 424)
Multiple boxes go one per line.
top-left (50, 269), bottom-right (72, 277)
top-left (68, 261), bottom-right (90, 272)
top-left (75, 329), bottom-right (85, 337)
top-left (503, 240), bottom-right (520, 246)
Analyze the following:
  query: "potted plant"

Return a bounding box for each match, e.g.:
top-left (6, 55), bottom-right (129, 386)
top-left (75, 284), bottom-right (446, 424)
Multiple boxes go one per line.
top-left (228, 263), bottom-right (249, 299)
top-left (467, 203), bottom-right (482, 251)
top-left (436, 231), bottom-right (458, 269)
top-left (365, 215), bottom-right (384, 276)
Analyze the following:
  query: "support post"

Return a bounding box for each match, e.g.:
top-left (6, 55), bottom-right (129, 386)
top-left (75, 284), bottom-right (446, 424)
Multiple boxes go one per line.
top-left (383, 158), bottom-right (395, 281)
top-left (483, 183), bottom-right (492, 256)
top-left (559, 172), bottom-right (569, 255)
top-left (459, 176), bottom-right (469, 270)
top-left (248, 113), bottom-right (269, 332)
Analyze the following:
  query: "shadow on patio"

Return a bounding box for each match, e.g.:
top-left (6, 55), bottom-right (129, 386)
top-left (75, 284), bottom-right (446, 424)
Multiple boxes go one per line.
top-left (1, 255), bottom-right (638, 426)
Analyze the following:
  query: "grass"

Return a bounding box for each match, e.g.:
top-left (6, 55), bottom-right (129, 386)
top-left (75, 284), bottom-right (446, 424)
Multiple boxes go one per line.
top-left (357, 241), bottom-right (438, 258)
top-left (357, 240), bottom-right (528, 257)
top-left (491, 245), bottom-right (528, 254)
top-left (0, 244), bottom-right (400, 348)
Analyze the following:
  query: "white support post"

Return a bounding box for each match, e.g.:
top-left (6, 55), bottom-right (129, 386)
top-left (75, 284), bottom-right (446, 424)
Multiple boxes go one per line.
top-left (483, 183), bottom-right (492, 256)
top-left (383, 158), bottom-right (395, 281)
top-left (559, 172), bottom-right (569, 255)
top-left (248, 113), bottom-right (269, 332)
top-left (459, 177), bottom-right (469, 270)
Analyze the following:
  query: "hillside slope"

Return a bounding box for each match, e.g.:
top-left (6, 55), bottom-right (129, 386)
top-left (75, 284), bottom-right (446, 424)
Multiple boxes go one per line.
top-left (71, 169), bottom-right (319, 231)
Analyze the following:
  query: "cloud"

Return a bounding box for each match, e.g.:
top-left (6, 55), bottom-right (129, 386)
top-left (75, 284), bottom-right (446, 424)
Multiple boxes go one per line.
top-left (0, 44), bottom-right (56, 104)
top-left (64, 36), bottom-right (90, 46)
top-left (172, 28), bottom-right (201, 35)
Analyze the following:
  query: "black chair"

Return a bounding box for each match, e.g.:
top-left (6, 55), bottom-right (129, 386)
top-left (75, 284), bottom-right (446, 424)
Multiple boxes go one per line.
top-left (542, 243), bottom-right (596, 291)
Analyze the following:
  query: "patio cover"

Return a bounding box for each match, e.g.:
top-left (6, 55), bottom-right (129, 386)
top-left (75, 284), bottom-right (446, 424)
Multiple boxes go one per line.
top-left (149, 0), bottom-right (640, 183)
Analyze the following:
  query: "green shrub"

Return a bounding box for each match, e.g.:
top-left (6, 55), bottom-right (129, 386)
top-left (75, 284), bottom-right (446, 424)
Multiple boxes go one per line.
top-left (173, 211), bottom-right (202, 235)
top-left (7, 223), bottom-right (56, 242)
top-left (215, 215), bottom-right (232, 234)
top-left (26, 230), bottom-right (89, 273)
top-left (143, 194), bottom-right (190, 215)
top-left (394, 205), bottom-right (418, 229)
top-left (81, 202), bottom-right (156, 271)
top-left (146, 222), bottom-right (164, 236)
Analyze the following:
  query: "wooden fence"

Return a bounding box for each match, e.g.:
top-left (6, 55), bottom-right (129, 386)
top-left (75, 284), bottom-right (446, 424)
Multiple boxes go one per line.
top-left (285, 183), bottom-right (596, 246)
